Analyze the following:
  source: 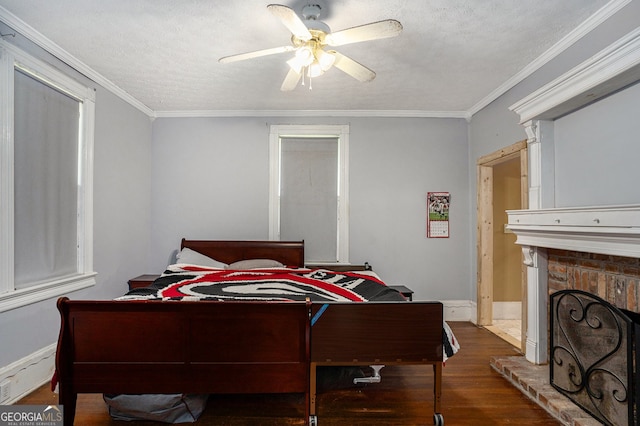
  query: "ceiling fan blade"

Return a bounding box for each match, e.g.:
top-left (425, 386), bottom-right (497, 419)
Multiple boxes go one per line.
top-left (325, 19), bottom-right (403, 47)
top-left (267, 4), bottom-right (312, 41)
top-left (331, 51), bottom-right (376, 82)
top-left (219, 45), bottom-right (295, 63)
top-left (281, 67), bottom-right (302, 91)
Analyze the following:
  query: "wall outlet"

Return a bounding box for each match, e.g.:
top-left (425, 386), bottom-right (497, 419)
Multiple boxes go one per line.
top-left (0, 379), bottom-right (10, 403)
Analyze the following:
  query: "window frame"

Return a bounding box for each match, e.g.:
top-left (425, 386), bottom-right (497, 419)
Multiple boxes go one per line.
top-left (0, 41), bottom-right (95, 312)
top-left (269, 124), bottom-right (349, 264)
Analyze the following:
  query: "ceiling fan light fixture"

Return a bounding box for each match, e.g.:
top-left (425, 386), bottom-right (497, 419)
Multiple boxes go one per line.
top-left (295, 46), bottom-right (314, 65)
top-left (315, 48), bottom-right (335, 71)
top-left (308, 60), bottom-right (324, 78)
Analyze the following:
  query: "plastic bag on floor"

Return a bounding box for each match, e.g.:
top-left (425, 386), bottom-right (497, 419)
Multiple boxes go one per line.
top-left (103, 393), bottom-right (208, 423)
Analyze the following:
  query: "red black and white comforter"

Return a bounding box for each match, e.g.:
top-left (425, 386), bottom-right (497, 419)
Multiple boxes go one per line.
top-left (119, 264), bottom-right (459, 360)
top-left (119, 265), bottom-right (407, 302)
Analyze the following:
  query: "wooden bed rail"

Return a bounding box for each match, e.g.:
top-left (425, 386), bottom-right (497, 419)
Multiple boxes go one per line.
top-left (308, 302), bottom-right (444, 424)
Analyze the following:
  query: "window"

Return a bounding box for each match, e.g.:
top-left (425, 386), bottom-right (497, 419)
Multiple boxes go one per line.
top-left (269, 125), bottom-right (349, 264)
top-left (0, 41), bottom-right (95, 312)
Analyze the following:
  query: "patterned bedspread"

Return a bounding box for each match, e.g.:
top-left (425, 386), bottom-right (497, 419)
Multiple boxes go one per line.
top-left (119, 264), bottom-right (459, 360)
top-left (120, 265), bottom-right (407, 302)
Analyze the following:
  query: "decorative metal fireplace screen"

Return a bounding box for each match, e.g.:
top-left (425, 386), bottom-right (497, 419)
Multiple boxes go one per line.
top-left (551, 290), bottom-right (640, 426)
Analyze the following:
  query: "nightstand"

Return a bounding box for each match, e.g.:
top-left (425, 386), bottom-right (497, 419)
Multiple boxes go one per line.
top-left (128, 274), bottom-right (160, 290)
top-left (389, 285), bottom-right (414, 301)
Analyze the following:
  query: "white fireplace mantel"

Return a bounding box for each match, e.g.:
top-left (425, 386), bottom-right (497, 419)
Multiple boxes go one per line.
top-left (507, 205), bottom-right (640, 258)
top-left (507, 204), bottom-right (640, 365)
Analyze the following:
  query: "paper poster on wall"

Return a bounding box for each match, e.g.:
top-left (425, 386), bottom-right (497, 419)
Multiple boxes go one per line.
top-left (427, 192), bottom-right (450, 238)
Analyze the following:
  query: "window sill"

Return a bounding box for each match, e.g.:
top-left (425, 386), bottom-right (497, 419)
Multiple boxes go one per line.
top-left (0, 273), bottom-right (96, 313)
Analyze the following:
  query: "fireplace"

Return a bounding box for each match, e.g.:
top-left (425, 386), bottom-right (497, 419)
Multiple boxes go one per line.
top-left (506, 206), bottom-right (640, 425)
top-left (506, 204), bottom-right (640, 364)
top-left (550, 289), bottom-right (640, 426)
top-left (546, 249), bottom-right (640, 425)
top-left (503, 27), bottom-right (640, 423)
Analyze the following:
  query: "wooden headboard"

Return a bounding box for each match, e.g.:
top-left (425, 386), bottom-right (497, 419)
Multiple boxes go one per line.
top-left (180, 239), bottom-right (305, 267)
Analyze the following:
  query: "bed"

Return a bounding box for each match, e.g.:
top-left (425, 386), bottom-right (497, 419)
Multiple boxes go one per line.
top-left (54, 239), bottom-right (456, 425)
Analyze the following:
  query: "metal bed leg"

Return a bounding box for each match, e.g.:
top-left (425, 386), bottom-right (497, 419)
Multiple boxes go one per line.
top-left (309, 362), bottom-right (318, 426)
top-left (433, 362), bottom-right (444, 425)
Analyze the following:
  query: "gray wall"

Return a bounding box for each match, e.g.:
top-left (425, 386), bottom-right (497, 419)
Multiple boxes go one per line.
top-left (91, 88), bottom-right (153, 300)
top-left (468, 0), bottom-right (640, 301)
top-left (150, 116), bottom-right (471, 301)
top-left (554, 81), bottom-right (640, 207)
top-left (0, 27), bottom-right (153, 366)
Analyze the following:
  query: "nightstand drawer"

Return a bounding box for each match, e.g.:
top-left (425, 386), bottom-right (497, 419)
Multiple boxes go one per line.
top-left (128, 274), bottom-right (160, 290)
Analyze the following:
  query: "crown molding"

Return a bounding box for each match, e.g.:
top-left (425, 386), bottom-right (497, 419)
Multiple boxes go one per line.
top-left (468, 0), bottom-right (632, 117)
top-left (0, 6), bottom-right (154, 117)
top-left (152, 109), bottom-right (470, 119)
top-left (510, 25), bottom-right (640, 123)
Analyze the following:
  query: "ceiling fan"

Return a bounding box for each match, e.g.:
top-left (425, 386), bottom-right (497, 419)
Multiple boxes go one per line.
top-left (219, 3), bottom-right (403, 91)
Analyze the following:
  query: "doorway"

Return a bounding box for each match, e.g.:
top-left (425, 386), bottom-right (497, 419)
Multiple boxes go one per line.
top-left (477, 140), bottom-right (528, 350)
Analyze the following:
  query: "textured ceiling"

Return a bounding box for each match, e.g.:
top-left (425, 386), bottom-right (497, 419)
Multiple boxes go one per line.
top-left (0, 0), bottom-right (612, 114)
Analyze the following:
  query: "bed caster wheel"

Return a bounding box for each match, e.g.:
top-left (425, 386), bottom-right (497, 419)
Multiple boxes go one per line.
top-left (309, 415), bottom-right (318, 426)
top-left (433, 413), bottom-right (444, 426)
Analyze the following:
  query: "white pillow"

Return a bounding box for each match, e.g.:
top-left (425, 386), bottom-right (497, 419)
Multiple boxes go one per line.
top-left (175, 247), bottom-right (227, 268)
top-left (226, 259), bottom-right (284, 269)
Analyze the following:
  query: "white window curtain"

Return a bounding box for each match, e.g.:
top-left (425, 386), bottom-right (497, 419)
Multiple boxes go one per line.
top-left (13, 69), bottom-right (80, 288)
top-left (280, 137), bottom-right (338, 262)
top-left (0, 42), bottom-right (95, 312)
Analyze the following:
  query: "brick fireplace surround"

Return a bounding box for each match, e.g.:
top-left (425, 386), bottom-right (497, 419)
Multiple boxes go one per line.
top-left (547, 249), bottom-right (640, 311)
top-left (491, 249), bottom-right (640, 425)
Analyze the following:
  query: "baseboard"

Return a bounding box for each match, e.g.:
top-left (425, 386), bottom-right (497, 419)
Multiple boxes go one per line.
top-left (0, 343), bottom-right (56, 404)
top-left (439, 300), bottom-right (520, 323)
top-left (441, 300), bottom-right (475, 322)
top-left (493, 301), bottom-right (522, 320)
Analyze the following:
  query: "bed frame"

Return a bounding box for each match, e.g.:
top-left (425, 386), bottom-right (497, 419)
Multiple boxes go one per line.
top-left (55, 239), bottom-right (444, 425)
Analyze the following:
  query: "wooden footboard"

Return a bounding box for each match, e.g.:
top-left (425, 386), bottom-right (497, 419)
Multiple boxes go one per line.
top-left (56, 298), bottom-right (445, 425)
top-left (308, 302), bottom-right (444, 424)
top-left (55, 297), bottom-right (311, 426)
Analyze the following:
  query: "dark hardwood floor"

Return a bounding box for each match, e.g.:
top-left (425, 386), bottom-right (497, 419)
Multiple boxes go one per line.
top-left (18, 322), bottom-right (558, 425)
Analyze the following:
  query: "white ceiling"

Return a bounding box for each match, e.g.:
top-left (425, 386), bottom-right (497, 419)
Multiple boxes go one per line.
top-left (0, 0), bottom-right (614, 115)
